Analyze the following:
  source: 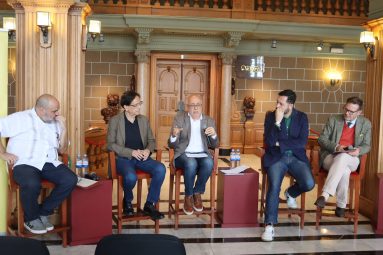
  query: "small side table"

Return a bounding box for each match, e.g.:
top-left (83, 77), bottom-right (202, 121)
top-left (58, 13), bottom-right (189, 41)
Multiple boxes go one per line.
top-left (216, 168), bottom-right (259, 227)
top-left (69, 179), bottom-right (112, 245)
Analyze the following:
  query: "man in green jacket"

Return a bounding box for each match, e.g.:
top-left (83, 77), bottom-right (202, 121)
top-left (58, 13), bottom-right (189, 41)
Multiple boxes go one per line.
top-left (314, 97), bottom-right (371, 217)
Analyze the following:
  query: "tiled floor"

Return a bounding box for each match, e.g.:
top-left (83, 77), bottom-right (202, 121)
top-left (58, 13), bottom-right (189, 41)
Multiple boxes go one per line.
top-left (27, 153), bottom-right (383, 254)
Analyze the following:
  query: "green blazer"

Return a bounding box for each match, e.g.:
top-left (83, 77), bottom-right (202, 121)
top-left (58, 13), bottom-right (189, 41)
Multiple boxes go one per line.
top-left (107, 112), bottom-right (156, 159)
top-left (318, 114), bottom-right (371, 167)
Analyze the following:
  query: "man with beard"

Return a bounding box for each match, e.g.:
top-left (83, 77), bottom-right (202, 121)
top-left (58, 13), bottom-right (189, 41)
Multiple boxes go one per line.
top-left (314, 97), bottom-right (371, 217)
top-left (0, 94), bottom-right (77, 234)
top-left (261, 89), bottom-right (315, 241)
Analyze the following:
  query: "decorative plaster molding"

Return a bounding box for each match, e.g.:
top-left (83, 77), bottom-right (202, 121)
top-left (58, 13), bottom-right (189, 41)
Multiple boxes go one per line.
top-left (224, 31), bottom-right (244, 48)
top-left (219, 52), bottom-right (236, 65)
top-left (135, 49), bottom-right (151, 63)
top-left (135, 28), bottom-right (154, 44)
top-left (9, 0), bottom-right (75, 8)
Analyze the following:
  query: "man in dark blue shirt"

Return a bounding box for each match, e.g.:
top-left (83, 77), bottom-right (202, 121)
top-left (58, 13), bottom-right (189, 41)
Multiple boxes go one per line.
top-left (261, 89), bottom-right (314, 241)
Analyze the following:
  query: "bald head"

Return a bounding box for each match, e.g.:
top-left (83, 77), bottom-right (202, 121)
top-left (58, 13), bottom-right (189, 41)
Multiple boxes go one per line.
top-left (187, 94), bottom-right (203, 120)
top-left (35, 94), bottom-right (60, 123)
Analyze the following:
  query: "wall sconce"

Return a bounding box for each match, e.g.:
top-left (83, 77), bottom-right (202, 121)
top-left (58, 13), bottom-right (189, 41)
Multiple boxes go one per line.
top-left (37, 12), bottom-right (51, 47)
top-left (271, 39), bottom-right (277, 48)
top-left (316, 41), bottom-right (323, 51)
top-left (360, 31), bottom-right (376, 59)
top-left (88, 20), bottom-right (101, 41)
top-left (327, 71), bottom-right (342, 87)
top-left (3, 17), bottom-right (16, 40)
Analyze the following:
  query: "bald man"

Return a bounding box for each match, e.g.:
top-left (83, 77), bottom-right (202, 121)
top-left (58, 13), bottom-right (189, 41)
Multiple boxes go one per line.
top-left (168, 95), bottom-right (219, 215)
top-left (0, 94), bottom-right (77, 234)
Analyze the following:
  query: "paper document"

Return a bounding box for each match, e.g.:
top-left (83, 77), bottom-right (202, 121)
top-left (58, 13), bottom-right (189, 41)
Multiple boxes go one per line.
top-left (220, 165), bottom-right (249, 175)
top-left (76, 176), bottom-right (98, 188)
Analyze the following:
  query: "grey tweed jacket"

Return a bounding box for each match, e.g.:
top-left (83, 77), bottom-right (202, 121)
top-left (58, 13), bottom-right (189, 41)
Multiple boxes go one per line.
top-left (318, 114), bottom-right (371, 167)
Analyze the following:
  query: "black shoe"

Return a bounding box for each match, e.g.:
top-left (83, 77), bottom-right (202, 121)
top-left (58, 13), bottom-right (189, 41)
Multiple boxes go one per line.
top-left (335, 207), bottom-right (345, 217)
top-left (143, 202), bottom-right (164, 220)
top-left (314, 196), bottom-right (326, 208)
top-left (123, 202), bottom-right (134, 216)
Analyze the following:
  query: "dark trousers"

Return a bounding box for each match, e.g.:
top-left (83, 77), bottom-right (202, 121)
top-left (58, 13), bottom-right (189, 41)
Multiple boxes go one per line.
top-left (13, 163), bottom-right (77, 222)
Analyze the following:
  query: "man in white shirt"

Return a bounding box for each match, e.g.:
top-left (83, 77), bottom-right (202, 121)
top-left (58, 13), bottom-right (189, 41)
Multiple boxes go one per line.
top-left (0, 94), bottom-right (77, 234)
top-left (168, 95), bottom-right (219, 215)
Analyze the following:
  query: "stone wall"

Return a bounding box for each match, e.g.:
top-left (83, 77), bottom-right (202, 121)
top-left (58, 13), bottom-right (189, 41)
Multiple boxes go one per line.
top-left (84, 50), bottom-right (136, 128)
top-left (233, 56), bottom-right (366, 132)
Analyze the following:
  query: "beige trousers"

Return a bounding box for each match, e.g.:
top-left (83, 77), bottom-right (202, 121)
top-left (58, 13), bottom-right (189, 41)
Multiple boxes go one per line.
top-left (322, 153), bottom-right (360, 208)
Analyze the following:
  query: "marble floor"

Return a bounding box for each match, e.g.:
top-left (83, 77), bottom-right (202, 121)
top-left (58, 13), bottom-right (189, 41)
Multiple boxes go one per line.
top-left (29, 153), bottom-right (383, 254)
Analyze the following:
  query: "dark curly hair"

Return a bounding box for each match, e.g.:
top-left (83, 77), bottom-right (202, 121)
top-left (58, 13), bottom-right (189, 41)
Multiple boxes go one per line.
top-left (120, 91), bottom-right (141, 107)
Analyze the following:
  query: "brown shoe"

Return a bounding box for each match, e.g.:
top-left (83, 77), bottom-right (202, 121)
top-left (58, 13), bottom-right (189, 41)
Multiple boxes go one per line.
top-left (183, 195), bottom-right (194, 215)
top-left (193, 193), bottom-right (203, 212)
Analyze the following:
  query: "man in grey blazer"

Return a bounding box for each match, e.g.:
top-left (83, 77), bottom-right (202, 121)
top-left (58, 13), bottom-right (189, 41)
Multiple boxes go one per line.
top-left (168, 95), bottom-right (219, 215)
top-left (107, 91), bottom-right (165, 220)
top-left (314, 97), bottom-right (371, 217)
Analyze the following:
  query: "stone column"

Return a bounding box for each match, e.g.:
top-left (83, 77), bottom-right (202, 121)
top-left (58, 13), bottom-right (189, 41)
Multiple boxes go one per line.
top-left (135, 49), bottom-right (150, 116)
top-left (7, 0), bottom-right (90, 164)
top-left (219, 52), bottom-right (236, 154)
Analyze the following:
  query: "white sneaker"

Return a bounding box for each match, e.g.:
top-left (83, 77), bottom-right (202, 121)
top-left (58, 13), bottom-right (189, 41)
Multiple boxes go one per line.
top-left (261, 225), bottom-right (274, 242)
top-left (284, 189), bottom-right (298, 209)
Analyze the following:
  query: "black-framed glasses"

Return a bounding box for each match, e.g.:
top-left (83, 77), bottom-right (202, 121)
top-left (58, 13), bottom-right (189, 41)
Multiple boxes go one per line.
top-left (187, 104), bottom-right (202, 109)
top-left (130, 101), bottom-right (143, 108)
top-left (344, 107), bottom-right (359, 115)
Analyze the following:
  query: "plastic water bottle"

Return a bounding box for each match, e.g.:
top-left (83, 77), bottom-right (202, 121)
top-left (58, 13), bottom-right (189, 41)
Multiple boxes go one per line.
top-left (75, 154), bottom-right (82, 176)
top-left (236, 149), bottom-right (241, 167)
top-left (82, 154), bottom-right (89, 176)
top-left (230, 149), bottom-right (236, 169)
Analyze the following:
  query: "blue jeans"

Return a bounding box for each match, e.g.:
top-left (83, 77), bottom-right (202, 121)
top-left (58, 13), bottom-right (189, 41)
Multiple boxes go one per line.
top-left (116, 156), bottom-right (166, 205)
top-left (264, 154), bottom-right (315, 225)
top-left (13, 163), bottom-right (78, 222)
top-left (174, 153), bottom-right (213, 196)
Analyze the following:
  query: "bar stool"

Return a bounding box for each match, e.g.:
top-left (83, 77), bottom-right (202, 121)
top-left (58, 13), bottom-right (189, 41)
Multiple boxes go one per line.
top-left (315, 153), bottom-right (368, 234)
top-left (168, 148), bottom-right (219, 229)
top-left (258, 148), bottom-right (313, 229)
top-left (6, 154), bottom-right (70, 247)
top-left (109, 150), bottom-right (162, 234)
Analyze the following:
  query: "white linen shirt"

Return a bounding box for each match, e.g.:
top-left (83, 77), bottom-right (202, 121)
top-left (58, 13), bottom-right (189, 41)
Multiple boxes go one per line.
top-left (0, 108), bottom-right (62, 170)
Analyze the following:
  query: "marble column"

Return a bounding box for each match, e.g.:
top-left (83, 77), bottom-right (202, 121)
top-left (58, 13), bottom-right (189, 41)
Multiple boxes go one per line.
top-left (7, 0), bottom-right (91, 164)
top-left (135, 49), bottom-right (150, 117)
top-left (219, 52), bottom-right (236, 153)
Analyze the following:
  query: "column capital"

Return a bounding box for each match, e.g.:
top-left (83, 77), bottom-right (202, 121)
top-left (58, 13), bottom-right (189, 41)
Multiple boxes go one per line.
top-left (68, 2), bottom-right (91, 16)
top-left (224, 31), bottom-right (244, 48)
top-left (135, 28), bottom-right (154, 44)
top-left (135, 49), bottom-right (151, 63)
top-left (219, 52), bottom-right (236, 65)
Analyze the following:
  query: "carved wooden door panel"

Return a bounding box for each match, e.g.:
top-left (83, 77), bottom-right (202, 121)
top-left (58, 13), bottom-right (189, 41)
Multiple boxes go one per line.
top-left (155, 60), bottom-right (209, 149)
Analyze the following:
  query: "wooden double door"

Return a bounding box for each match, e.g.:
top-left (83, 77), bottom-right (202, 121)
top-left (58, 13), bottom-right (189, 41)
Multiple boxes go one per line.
top-left (155, 59), bottom-right (210, 149)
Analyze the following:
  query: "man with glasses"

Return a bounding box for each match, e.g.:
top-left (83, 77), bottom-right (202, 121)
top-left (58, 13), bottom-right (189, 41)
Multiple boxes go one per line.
top-left (107, 91), bottom-right (165, 220)
top-left (261, 89), bottom-right (315, 241)
top-left (168, 94), bottom-right (219, 215)
top-left (314, 97), bottom-right (371, 217)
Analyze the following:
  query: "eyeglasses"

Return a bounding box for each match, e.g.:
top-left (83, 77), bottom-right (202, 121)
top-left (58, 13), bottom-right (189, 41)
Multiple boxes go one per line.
top-left (344, 107), bottom-right (359, 115)
top-left (129, 101), bottom-right (143, 108)
top-left (187, 104), bottom-right (202, 109)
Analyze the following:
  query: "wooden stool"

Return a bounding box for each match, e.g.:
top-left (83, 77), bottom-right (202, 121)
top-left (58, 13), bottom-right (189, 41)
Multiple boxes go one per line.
top-left (6, 154), bottom-right (70, 247)
top-left (258, 148), bottom-right (313, 229)
top-left (315, 154), bottom-right (368, 234)
top-left (168, 148), bottom-right (219, 229)
top-left (109, 150), bottom-right (162, 234)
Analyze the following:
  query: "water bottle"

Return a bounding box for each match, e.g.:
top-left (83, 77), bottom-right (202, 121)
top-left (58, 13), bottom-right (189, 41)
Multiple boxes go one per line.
top-left (82, 154), bottom-right (89, 176)
top-left (230, 149), bottom-right (235, 169)
top-left (75, 154), bottom-right (82, 176)
top-left (236, 149), bottom-right (241, 167)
